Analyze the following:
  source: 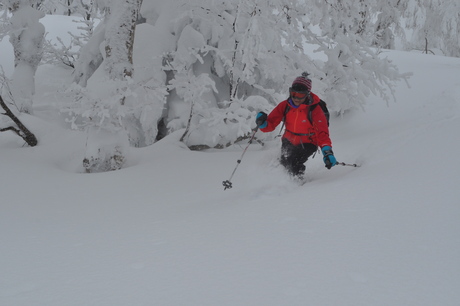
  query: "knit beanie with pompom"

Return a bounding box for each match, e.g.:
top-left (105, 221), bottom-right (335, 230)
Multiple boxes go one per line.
top-left (291, 76), bottom-right (312, 92)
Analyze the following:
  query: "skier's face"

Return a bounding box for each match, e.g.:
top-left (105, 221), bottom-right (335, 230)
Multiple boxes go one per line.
top-left (291, 91), bottom-right (307, 106)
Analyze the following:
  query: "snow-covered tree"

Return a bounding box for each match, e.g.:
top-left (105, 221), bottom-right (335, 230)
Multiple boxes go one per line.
top-left (158, 0), bottom-right (326, 149)
top-left (69, 0), bottom-right (166, 154)
top-left (103, 0), bottom-right (140, 79)
top-left (62, 0), bottom-right (77, 16)
top-left (21, 0), bottom-right (93, 16)
top-left (0, 8), bottom-right (8, 41)
top-left (41, 0), bottom-right (424, 158)
top-left (79, 0), bottom-right (143, 173)
top-left (72, 0), bottom-right (110, 86)
top-left (372, 0), bottom-right (405, 50)
top-left (72, 20), bottom-right (104, 86)
top-left (405, 0), bottom-right (460, 57)
top-left (6, 0), bottom-right (45, 114)
top-left (301, 0), bottom-right (411, 111)
top-left (155, 0), bottom-right (411, 149)
top-left (41, 0), bottom-right (418, 155)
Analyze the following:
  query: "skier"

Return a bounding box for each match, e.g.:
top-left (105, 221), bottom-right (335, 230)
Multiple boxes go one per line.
top-left (255, 73), bottom-right (337, 178)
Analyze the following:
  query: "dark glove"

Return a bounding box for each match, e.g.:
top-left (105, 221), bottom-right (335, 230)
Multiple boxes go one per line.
top-left (321, 146), bottom-right (337, 169)
top-left (256, 112), bottom-right (268, 128)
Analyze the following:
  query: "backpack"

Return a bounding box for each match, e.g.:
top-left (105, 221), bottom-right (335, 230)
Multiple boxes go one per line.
top-left (312, 100), bottom-right (330, 126)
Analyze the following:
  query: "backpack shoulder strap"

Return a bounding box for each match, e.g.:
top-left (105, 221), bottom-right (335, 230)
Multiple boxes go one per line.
top-left (308, 100), bottom-right (329, 126)
top-left (307, 103), bottom-right (317, 125)
top-left (277, 100), bottom-right (290, 136)
top-left (283, 102), bottom-right (290, 120)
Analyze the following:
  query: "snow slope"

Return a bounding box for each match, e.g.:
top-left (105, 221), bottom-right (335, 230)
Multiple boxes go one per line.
top-left (1, 34), bottom-right (460, 306)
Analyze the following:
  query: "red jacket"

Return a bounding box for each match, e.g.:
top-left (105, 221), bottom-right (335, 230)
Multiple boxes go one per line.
top-left (260, 93), bottom-right (332, 148)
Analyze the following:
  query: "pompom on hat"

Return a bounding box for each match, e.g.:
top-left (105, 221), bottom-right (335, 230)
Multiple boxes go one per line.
top-left (291, 72), bottom-right (312, 92)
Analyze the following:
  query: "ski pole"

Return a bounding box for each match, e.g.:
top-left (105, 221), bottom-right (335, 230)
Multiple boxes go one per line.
top-left (336, 161), bottom-right (360, 167)
top-left (222, 127), bottom-right (258, 190)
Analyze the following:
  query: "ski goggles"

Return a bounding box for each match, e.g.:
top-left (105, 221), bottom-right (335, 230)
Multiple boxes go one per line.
top-left (290, 90), bottom-right (308, 99)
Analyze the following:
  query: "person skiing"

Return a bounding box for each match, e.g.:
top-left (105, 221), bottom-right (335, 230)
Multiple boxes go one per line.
top-left (255, 73), bottom-right (337, 178)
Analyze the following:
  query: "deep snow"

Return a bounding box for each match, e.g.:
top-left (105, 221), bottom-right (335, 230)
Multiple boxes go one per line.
top-left (1, 18), bottom-right (460, 306)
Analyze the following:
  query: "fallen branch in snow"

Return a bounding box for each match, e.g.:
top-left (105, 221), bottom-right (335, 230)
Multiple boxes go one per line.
top-left (0, 95), bottom-right (38, 147)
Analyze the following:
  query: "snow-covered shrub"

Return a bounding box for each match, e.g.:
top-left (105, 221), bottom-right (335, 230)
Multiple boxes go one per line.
top-left (82, 127), bottom-right (128, 173)
top-left (182, 95), bottom-right (274, 149)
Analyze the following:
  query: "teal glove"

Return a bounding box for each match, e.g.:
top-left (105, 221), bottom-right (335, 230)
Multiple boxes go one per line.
top-left (256, 112), bottom-right (268, 128)
top-left (321, 146), bottom-right (337, 169)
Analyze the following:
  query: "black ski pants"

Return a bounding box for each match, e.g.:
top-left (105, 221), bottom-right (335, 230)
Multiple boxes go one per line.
top-left (280, 138), bottom-right (317, 177)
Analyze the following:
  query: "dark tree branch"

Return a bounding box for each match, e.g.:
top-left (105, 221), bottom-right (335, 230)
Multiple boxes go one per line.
top-left (0, 95), bottom-right (38, 146)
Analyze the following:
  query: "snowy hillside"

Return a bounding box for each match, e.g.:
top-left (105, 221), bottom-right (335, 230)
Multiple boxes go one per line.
top-left (2, 23), bottom-right (460, 306)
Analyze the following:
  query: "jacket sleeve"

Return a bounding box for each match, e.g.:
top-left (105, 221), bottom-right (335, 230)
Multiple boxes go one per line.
top-left (311, 104), bottom-right (332, 148)
top-left (260, 101), bottom-right (287, 133)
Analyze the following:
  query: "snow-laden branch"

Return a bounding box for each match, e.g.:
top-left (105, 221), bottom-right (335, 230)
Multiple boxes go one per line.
top-left (0, 95), bottom-right (37, 146)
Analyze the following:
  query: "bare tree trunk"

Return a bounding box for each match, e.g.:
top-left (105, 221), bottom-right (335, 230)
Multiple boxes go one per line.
top-left (0, 95), bottom-right (37, 146)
